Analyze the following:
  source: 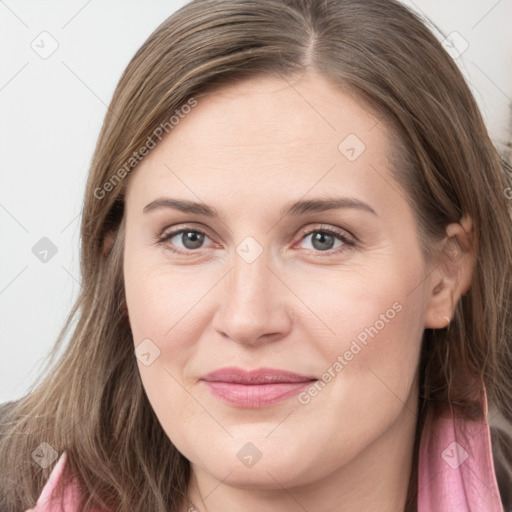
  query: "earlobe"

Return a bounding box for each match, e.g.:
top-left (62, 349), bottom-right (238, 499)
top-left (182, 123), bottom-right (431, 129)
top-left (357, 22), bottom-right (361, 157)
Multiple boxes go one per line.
top-left (423, 277), bottom-right (456, 329)
top-left (423, 215), bottom-right (475, 329)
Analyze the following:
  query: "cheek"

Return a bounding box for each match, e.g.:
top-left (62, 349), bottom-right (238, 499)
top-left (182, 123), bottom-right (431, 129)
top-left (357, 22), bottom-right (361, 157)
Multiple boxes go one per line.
top-left (122, 235), bottom-right (426, 483)
top-left (124, 258), bottom-right (214, 348)
top-left (124, 268), bottom-right (203, 450)
top-left (126, 240), bottom-right (425, 393)
top-left (297, 253), bottom-right (425, 414)
top-left (292, 278), bottom-right (424, 472)
top-left (296, 256), bottom-right (423, 360)
top-left (124, 261), bottom-right (216, 432)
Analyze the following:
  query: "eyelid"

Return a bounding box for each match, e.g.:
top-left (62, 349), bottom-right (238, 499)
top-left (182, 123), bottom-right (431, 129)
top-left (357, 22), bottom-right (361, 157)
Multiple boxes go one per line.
top-left (295, 224), bottom-right (356, 245)
top-left (155, 222), bottom-right (218, 249)
top-left (156, 222), bottom-right (356, 255)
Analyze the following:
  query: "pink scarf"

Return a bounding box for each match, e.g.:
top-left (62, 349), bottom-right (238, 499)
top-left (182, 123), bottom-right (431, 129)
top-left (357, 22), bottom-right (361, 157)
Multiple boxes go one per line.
top-left (27, 395), bottom-right (505, 511)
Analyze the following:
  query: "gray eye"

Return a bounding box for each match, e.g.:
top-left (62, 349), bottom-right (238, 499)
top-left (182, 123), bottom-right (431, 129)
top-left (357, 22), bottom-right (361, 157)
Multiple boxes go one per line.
top-left (301, 231), bottom-right (344, 252)
top-left (172, 230), bottom-right (206, 250)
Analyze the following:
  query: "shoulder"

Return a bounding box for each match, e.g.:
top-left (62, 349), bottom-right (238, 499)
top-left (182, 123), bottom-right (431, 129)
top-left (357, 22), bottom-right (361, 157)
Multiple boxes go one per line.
top-left (24, 451), bottom-right (106, 512)
top-left (25, 451), bottom-right (71, 512)
top-left (1, 400), bottom-right (106, 512)
top-left (417, 403), bottom-right (509, 511)
top-left (489, 406), bottom-right (512, 511)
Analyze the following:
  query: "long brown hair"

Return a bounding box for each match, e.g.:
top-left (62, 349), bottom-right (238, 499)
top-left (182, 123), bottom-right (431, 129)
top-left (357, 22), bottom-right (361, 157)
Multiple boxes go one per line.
top-left (1, 1), bottom-right (511, 510)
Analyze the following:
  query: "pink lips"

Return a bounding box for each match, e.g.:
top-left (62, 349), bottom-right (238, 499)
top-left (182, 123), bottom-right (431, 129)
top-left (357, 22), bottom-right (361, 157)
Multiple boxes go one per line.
top-left (200, 367), bottom-right (317, 408)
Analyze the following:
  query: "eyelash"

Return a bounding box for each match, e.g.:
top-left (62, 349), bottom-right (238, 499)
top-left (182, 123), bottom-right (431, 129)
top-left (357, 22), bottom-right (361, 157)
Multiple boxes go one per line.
top-left (155, 224), bottom-right (356, 257)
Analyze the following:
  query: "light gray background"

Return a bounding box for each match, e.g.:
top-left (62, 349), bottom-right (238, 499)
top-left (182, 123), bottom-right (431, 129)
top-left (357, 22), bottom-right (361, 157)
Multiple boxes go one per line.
top-left (1, 0), bottom-right (511, 403)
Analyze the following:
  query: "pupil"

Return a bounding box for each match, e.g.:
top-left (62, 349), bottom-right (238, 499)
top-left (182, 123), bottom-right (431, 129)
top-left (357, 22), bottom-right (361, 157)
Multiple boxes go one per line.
top-left (313, 232), bottom-right (334, 251)
top-left (179, 231), bottom-right (335, 251)
top-left (183, 231), bottom-right (204, 249)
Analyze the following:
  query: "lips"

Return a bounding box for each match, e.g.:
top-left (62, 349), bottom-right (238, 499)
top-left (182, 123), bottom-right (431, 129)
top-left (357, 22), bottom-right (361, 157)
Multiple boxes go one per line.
top-left (200, 367), bottom-right (317, 407)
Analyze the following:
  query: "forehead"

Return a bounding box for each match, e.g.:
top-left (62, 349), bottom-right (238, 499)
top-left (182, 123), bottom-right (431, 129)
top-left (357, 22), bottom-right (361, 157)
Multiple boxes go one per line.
top-left (125, 71), bottom-right (399, 220)
top-left (155, 72), bottom-right (384, 157)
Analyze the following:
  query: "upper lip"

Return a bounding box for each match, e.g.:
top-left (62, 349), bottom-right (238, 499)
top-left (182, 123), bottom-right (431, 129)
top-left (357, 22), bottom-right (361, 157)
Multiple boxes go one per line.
top-left (201, 367), bottom-right (317, 384)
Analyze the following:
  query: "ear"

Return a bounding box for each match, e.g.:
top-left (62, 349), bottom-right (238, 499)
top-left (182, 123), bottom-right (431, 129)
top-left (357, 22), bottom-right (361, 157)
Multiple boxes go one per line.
top-left (423, 215), bottom-right (475, 329)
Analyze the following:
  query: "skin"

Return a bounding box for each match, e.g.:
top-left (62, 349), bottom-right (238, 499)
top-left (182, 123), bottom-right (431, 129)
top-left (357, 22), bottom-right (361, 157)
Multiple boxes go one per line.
top-left (122, 70), bottom-right (475, 512)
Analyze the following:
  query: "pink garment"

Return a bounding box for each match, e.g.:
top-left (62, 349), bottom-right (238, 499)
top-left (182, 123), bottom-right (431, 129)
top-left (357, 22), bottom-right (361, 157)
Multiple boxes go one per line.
top-left (27, 399), bottom-right (505, 512)
top-left (25, 451), bottom-right (104, 512)
top-left (417, 390), bottom-right (504, 511)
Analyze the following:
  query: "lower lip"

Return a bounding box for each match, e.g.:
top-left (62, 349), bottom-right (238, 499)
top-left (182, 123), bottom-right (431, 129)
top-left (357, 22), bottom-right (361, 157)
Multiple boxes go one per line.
top-left (202, 380), bottom-right (316, 408)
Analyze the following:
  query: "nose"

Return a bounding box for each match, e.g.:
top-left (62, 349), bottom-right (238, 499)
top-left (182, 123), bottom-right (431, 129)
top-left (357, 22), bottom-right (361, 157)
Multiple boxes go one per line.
top-left (212, 249), bottom-right (294, 347)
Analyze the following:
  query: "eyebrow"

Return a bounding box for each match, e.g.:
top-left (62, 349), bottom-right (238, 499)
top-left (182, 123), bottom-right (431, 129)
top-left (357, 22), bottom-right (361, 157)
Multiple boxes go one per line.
top-left (143, 196), bottom-right (378, 217)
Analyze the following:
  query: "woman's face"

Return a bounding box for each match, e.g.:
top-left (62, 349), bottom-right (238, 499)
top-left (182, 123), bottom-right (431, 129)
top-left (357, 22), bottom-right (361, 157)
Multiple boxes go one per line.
top-left (123, 71), bottom-right (432, 491)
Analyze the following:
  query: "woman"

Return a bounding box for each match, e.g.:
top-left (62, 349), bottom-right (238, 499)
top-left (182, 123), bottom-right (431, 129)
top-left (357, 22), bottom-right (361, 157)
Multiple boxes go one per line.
top-left (1, 0), bottom-right (511, 510)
